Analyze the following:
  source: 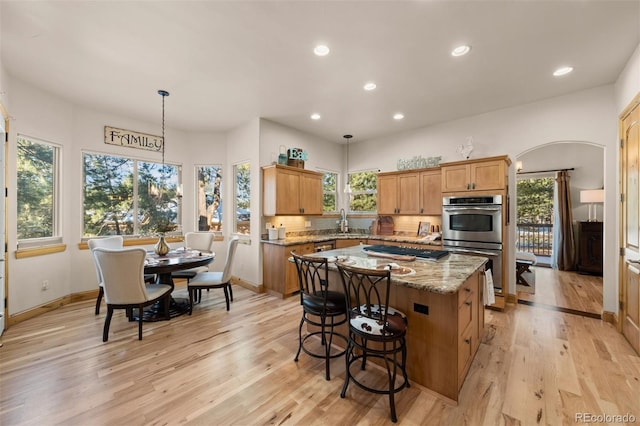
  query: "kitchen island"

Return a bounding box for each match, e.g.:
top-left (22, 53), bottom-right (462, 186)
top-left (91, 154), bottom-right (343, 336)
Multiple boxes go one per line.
top-left (307, 245), bottom-right (488, 403)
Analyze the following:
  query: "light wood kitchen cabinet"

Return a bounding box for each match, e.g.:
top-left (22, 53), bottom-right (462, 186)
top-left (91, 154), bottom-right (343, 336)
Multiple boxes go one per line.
top-left (419, 169), bottom-right (442, 215)
top-left (335, 238), bottom-right (368, 249)
top-left (441, 156), bottom-right (510, 193)
top-left (262, 242), bottom-right (314, 298)
top-left (377, 168), bottom-right (440, 215)
top-left (262, 164), bottom-right (323, 216)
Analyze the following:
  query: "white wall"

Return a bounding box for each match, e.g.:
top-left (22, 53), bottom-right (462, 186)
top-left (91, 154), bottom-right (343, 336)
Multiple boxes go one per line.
top-left (615, 43), bottom-right (640, 113)
top-left (226, 118), bottom-right (261, 287)
top-left (351, 85), bottom-right (619, 312)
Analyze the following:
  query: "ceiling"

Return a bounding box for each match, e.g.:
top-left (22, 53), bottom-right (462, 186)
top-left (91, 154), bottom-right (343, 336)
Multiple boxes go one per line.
top-left (2, 1), bottom-right (639, 143)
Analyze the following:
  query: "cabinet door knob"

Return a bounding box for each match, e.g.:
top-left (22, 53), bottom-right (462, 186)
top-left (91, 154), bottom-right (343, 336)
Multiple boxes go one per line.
top-left (465, 301), bottom-right (472, 306)
top-left (464, 338), bottom-right (471, 345)
top-left (472, 183), bottom-right (476, 189)
top-left (466, 183), bottom-right (470, 190)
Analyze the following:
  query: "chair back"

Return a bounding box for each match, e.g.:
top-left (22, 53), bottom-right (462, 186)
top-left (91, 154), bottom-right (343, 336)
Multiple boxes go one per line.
top-left (88, 236), bottom-right (124, 284)
top-left (184, 231), bottom-right (214, 252)
top-left (221, 237), bottom-right (239, 283)
top-left (93, 247), bottom-right (149, 305)
top-left (292, 252), bottom-right (329, 305)
top-left (336, 263), bottom-right (399, 336)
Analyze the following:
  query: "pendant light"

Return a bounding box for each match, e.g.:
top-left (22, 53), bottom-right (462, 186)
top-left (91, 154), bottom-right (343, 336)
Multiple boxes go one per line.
top-left (150, 89), bottom-right (170, 199)
top-left (343, 134), bottom-right (353, 194)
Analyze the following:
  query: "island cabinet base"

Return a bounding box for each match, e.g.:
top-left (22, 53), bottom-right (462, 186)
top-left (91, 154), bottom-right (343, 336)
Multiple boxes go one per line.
top-left (325, 268), bottom-right (484, 402)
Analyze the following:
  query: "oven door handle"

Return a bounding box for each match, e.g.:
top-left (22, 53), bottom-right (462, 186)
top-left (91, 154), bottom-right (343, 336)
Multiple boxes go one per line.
top-left (443, 206), bottom-right (502, 212)
top-left (448, 247), bottom-right (500, 257)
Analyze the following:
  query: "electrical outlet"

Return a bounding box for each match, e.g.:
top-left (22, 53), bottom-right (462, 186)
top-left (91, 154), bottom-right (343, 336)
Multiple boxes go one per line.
top-left (305, 221), bottom-right (311, 228)
top-left (42, 280), bottom-right (49, 291)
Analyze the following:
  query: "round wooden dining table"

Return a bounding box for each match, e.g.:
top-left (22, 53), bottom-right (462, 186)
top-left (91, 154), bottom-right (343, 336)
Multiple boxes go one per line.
top-left (142, 250), bottom-right (215, 320)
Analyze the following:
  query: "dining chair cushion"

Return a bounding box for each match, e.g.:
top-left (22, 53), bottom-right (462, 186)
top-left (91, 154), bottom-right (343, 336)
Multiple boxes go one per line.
top-left (349, 304), bottom-right (407, 337)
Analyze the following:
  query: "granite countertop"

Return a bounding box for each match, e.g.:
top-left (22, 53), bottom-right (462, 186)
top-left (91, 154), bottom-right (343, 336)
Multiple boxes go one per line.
top-left (262, 233), bottom-right (443, 247)
top-left (297, 245), bottom-right (488, 295)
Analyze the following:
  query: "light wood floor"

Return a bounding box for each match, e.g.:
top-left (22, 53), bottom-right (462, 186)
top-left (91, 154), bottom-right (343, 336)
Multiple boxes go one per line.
top-left (1, 284), bottom-right (638, 425)
top-left (517, 267), bottom-right (604, 316)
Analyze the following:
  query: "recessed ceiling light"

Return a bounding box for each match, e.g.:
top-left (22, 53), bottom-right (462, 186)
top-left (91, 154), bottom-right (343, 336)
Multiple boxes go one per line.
top-left (310, 113), bottom-right (321, 120)
top-left (313, 45), bottom-right (330, 56)
top-left (451, 45), bottom-right (471, 57)
top-left (393, 113), bottom-right (404, 120)
top-left (553, 66), bottom-right (574, 77)
top-left (364, 82), bottom-right (377, 91)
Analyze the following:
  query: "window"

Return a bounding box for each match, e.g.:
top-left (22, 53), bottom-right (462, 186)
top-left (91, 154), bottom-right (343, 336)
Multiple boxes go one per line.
top-left (196, 165), bottom-right (223, 231)
top-left (322, 171), bottom-right (338, 213)
top-left (348, 170), bottom-right (377, 213)
top-left (83, 152), bottom-right (181, 237)
top-left (17, 135), bottom-right (60, 245)
top-left (234, 162), bottom-right (250, 235)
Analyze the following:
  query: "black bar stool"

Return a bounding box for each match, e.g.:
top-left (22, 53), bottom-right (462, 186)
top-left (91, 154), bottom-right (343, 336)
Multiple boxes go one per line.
top-left (292, 252), bottom-right (348, 380)
top-left (336, 262), bottom-right (410, 423)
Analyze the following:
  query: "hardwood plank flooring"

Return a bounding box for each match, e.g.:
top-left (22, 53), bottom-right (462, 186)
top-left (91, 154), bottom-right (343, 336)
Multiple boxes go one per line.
top-left (1, 284), bottom-right (638, 425)
top-left (517, 267), bottom-right (603, 316)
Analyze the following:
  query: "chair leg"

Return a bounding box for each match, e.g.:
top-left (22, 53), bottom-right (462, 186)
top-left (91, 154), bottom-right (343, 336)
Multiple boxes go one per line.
top-left (138, 307), bottom-right (144, 340)
top-left (294, 314), bottom-right (305, 362)
top-left (340, 338), bottom-right (353, 398)
top-left (164, 294), bottom-right (171, 320)
top-left (103, 306), bottom-right (114, 342)
top-left (223, 285), bottom-right (230, 311)
top-left (188, 288), bottom-right (195, 315)
top-left (228, 283), bottom-right (234, 301)
top-left (95, 287), bottom-right (104, 315)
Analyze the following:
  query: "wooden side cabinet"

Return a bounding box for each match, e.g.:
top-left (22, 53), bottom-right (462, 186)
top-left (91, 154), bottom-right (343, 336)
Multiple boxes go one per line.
top-left (577, 221), bottom-right (603, 275)
top-left (263, 242), bottom-right (315, 298)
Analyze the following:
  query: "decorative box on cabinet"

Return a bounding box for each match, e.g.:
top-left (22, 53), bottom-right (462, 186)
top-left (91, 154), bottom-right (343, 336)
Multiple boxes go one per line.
top-left (441, 156), bottom-right (510, 193)
top-left (577, 221), bottom-right (603, 275)
top-left (262, 164), bottom-right (323, 216)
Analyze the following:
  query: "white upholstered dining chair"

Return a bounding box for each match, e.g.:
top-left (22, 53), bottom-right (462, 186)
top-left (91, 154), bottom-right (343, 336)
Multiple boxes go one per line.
top-left (187, 236), bottom-right (239, 312)
top-left (171, 232), bottom-right (215, 283)
top-left (88, 236), bottom-right (123, 315)
top-left (93, 247), bottom-right (172, 342)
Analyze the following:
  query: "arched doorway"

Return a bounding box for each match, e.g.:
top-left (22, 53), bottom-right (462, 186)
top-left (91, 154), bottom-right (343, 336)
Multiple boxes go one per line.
top-left (515, 142), bottom-right (604, 317)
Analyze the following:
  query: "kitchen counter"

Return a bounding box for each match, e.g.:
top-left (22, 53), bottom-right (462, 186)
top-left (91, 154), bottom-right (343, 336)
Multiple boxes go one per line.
top-left (261, 232), bottom-right (443, 247)
top-left (290, 244), bottom-right (488, 402)
top-left (300, 245), bottom-right (487, 295)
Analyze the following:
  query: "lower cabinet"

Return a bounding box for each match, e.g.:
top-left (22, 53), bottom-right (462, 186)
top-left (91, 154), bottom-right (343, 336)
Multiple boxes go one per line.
top-left (334, 238), bottom-right (368, 249)
top-left (577, 221), bottom-right (603, 275)
top-left (262, 243), bottom-right (314, 298)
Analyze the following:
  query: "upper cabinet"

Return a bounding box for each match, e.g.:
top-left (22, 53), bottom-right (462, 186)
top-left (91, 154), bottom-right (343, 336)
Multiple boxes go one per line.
top-left (441, 156), bottom-right (511, 193)
top-left (263, 164), bottom-right (323, 216)
top-left (377, 168), bottom-right (441, 215)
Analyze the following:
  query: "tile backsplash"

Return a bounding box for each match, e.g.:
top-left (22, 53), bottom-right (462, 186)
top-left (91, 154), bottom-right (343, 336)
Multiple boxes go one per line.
top-left (262, 215), bottom-right (442, 238)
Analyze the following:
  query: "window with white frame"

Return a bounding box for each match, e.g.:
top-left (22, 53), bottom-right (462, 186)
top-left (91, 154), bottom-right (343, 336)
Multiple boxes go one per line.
top-left (83, 152), bottom-right (181, 237)
top-left (234, 162), bottom-right (250, 235)
top-left (196, 165), bottom-right (223, 231)
top-left (17, 135), bottom-right (61, 246)
top-left (322, 171), bottom-right (338, 213)
top-left (348, 170), bottom-right (377, 213)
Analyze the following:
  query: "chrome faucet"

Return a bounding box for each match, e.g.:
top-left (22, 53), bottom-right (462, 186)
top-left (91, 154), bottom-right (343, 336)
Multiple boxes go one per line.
top-left (339, 208), bottom-right (348, 233)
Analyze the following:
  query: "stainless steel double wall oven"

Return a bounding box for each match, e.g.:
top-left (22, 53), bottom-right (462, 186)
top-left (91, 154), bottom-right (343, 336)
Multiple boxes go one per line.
top-left (442, 194), bottom-right (503, 294)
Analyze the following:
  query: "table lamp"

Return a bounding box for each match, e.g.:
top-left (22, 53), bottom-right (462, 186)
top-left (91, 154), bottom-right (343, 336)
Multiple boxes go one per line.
top-left (580, 189), bottom-right (604, 222)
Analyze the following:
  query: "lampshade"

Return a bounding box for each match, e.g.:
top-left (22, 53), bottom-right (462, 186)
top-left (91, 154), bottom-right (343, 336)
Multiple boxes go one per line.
top-left (515, 160), bottom-right (523, 172)
top-left (580, 189), bottom-right (604, 204)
